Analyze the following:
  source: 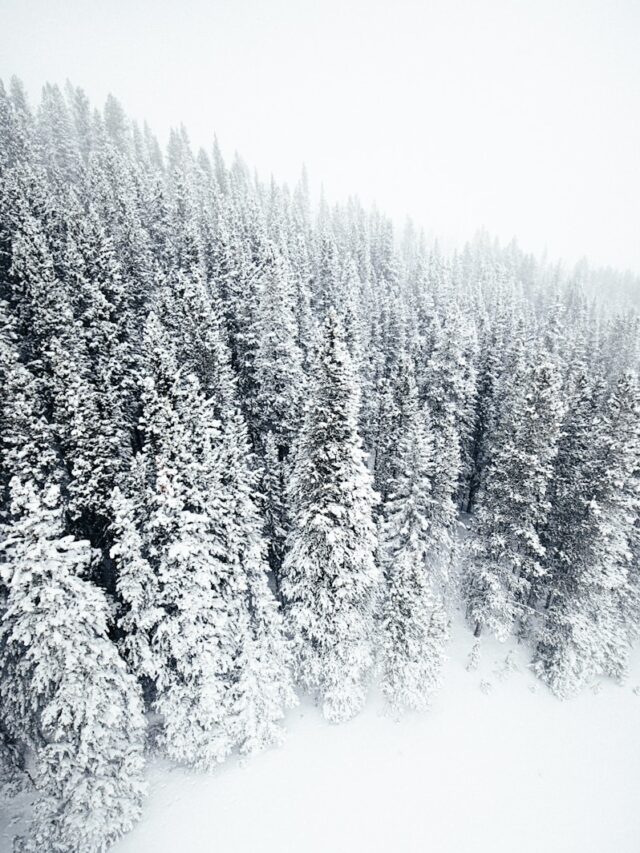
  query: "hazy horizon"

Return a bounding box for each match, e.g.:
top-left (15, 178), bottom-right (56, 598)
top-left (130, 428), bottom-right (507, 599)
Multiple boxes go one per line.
top-left (1, 0), bottom-right (639, 274)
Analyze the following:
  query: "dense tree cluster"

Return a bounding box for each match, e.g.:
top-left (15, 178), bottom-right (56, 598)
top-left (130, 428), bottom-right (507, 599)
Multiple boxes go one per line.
top-left (1, 78), bottom-right (639, 850)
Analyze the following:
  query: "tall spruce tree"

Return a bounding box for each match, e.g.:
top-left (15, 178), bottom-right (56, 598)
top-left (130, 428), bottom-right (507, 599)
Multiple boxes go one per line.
top-left (253, 251), bottom-right (305, 582)
top-left (0, 477), bottom-right (146, 853)
top-left (281, 309), bottom-right (380, 722)
top-left (379, 357), bottom-right (448, 712)
top-left (464, 357), bottom-right (564, 639)
top-left (111, 313), bottom-right (294, 767)
top-left (535, 371), bottom-right (640, 695)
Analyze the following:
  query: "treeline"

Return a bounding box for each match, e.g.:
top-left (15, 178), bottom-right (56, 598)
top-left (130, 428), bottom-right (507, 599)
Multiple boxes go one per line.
top-left (0, 77), bottom-right (639, 852)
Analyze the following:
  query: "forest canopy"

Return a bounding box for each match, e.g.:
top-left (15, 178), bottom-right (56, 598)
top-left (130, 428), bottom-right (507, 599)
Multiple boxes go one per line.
top-left (0, 78), bottom-right (639, 852)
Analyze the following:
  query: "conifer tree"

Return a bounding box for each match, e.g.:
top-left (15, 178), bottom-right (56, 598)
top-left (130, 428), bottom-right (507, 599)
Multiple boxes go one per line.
top-left (111, 313), bottom-right (294, 767)
top-left (420, 309), bottom-right (476, 521)
top-left (281, 309), bottom-right (380, 722)
top-left (379, 358), bottom-right (448, 712)
top-left (535, 372), bottom-right (640, 695)
top-left (0, 478), bottom-right (146, 853)
top-left (253, 252), bottom-right (305, 580)
top-left (0, 300), bottom-right (58, 501)
top-left (464, 357), bottom-right (564, 639)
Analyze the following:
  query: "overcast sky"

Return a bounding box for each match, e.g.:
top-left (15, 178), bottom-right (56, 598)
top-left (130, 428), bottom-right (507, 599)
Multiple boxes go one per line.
top-left (1, 0), bottom-right (639, 272)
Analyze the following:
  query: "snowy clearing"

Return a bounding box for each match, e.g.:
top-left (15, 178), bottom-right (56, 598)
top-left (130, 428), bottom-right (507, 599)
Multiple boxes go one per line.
top-left (6, 612), bottom-right (637, 853)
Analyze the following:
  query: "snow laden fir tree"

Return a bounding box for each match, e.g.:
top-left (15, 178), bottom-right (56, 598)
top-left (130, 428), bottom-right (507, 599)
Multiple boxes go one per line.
top-left (0, 479), bottom-right (146, 853)
top-left (0, 77), bottom-right (640, 852)
top-left (379, 356), bottom-right (449, 713)
top-left (110, 310), bottom-right (296, 768)
top-left (281, 309), bottom-right (380, 723)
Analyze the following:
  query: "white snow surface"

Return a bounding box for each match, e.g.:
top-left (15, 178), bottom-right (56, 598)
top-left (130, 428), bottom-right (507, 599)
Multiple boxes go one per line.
top-left (2, 612), bottom-right (639, 853)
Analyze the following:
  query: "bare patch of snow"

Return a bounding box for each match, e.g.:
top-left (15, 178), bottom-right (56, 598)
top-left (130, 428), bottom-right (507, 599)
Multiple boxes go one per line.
top-left (117, 614), bottom-right (640, 853)
top-left (3, 612), bottom-right (639, 853)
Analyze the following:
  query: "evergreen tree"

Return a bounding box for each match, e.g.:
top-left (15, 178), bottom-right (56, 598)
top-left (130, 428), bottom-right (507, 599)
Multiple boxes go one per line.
top-left (379, 358), bottom-right (448, 712)
top-left (0, 299), bottom-right (58, 501)
top-left (253, 252), bottom-right (305, 581)
top-left (420, 309), bottom-right (476, 523)
top-left (535, 372), bottom-right (640, 695)
top-left (0, 478), bottom-right (146, 853)
top-left (464, 357), bottom-right (564, 639)
top-left (111, 314), bottom-right (294, 767)
top-left (282, 309), bottom-right (380, 722)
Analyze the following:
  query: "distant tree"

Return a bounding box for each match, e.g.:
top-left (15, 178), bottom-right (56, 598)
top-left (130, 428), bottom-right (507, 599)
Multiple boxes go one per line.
top-left (421, 309), bottom-right (476, 524)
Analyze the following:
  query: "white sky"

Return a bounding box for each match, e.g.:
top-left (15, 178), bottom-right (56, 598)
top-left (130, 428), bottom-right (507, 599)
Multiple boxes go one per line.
top-left (1, 0), bottom-right (639, 272)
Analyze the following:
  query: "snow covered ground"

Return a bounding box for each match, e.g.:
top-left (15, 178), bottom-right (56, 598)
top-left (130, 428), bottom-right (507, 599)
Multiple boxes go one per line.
top-left (3, 612), bottom-right (640, 853)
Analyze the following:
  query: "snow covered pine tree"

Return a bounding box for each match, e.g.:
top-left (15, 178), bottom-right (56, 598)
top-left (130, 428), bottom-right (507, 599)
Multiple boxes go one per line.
top-left (0, 478), bottom-right (146, 853)
top-left (282, 308), bottom-right (380, 723)
top-left (110, 312), bottom-right (295, 769)
top-left (379, 356), bottom-right (448, 712)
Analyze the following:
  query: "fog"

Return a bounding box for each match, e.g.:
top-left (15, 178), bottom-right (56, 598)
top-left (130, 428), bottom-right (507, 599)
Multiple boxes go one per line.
top-left (1, 0), bottom-right (639, 272)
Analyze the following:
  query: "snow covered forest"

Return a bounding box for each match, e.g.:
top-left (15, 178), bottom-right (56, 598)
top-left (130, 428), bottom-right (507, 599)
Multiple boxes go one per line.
top-left (0, 77), bottom-right (639, 852)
